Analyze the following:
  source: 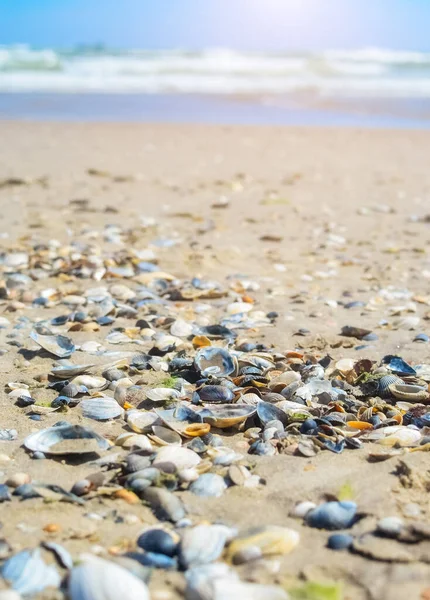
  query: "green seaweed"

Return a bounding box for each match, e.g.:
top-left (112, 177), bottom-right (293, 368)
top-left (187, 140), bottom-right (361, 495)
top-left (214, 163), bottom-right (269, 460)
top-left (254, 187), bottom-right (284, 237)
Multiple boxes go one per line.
top-left (289, 581), bottom-right (343, 600)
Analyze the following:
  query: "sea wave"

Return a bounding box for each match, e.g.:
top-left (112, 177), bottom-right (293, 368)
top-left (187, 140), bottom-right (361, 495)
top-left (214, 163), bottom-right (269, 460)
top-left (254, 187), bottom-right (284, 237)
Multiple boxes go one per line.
top-left (1, 45), bottom-right (430, 97)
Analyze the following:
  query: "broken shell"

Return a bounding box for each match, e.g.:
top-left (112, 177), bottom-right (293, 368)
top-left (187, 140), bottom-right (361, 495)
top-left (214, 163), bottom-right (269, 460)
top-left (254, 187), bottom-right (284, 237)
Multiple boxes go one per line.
top-left (148, 426), bottom-right (182, 446)
top-left (126, 409), bottom-right (160, 433)
top-left (24, 423), bottom-right (110, 456)
top-left (1, 549), bottom-right (61, 596)
top-left (146, 387), bottom-right (181, 403)
top-left (50, 363), bottom-right (95, 379)
top-left (225, 526), bottom-right (300, 563)
top-left (183, 423), bottom-right (211, 437)
top-left (30, 327), bottom-right (75, 358)
top-left (388, 383), bottom-right (429, 402)
top-left (194, 347), bottom-right (236, 377)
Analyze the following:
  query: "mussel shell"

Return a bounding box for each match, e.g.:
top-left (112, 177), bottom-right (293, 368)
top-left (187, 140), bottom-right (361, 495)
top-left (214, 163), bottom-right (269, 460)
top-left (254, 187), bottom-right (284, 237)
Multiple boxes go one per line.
top-left (257, 401), bottom-right (288, 427)
top-left (81, 398), bottom-right (124, 421)
top-left (195, 385), bottom-right (235, 404)
top-left (1, 549), bottom-right (61, 596)
top-left (199, 404), bottom-right (256, 429)
top-left (194, 347), bottom-right (236, 377)
top-left (382, 355), bottom-right (416, 376)
top-left (50, 363), bottom-right (95, 379)
top-left (68, 554), bottom-right (150, 600)
top-left (137, 528), bottom-right (178, 557)
top-left (30, 328), bottom-right (75, 358)
top-left (24, 424), bottom-right (110, 455)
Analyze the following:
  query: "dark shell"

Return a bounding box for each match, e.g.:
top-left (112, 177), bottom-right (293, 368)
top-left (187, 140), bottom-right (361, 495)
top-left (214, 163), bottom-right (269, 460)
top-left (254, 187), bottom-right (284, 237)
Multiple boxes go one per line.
top-left (195, 385), bottom-right (235, 404)
top-left (137, 529), bottom-right (178, 557)
top-left (257, 402), bottom-right (288, 427)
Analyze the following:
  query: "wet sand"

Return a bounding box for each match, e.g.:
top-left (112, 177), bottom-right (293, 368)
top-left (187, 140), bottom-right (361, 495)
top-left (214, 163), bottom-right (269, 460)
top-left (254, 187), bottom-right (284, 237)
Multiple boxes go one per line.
top-left (1, 122), bottom-right (430, 599)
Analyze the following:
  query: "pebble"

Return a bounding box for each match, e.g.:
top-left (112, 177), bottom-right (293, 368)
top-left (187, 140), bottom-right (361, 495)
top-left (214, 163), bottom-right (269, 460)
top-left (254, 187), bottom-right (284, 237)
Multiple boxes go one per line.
top-left (327, 533), bottom-right (354, 550)
top-left (291, 501), bottom-right (317, 519)
top-left (376, 516), bottom-right (404, 538)
top-left (5, 473), bottom-right (31, 488)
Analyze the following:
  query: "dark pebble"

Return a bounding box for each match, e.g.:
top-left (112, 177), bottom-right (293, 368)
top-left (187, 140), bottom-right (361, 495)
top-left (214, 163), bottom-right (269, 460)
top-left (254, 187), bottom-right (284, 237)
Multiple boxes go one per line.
top-left (137, 529), bottom-right (178, 557)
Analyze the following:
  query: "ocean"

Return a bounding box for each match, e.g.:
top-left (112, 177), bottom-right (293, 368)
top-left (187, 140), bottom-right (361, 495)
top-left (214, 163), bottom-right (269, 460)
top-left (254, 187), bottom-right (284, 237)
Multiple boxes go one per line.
top-left (1, 45), bottom-right (430, 126)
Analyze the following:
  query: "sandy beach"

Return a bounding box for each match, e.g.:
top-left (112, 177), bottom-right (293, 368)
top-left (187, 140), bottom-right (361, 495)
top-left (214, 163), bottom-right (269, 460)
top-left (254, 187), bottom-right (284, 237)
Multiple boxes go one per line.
top-left (1, 121), bottom-right (430, 599)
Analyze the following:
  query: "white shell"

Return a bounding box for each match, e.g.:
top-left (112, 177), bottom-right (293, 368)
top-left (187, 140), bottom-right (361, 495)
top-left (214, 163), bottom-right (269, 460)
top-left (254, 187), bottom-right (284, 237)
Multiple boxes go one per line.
top-left (153, 445), bottom-right (201, 470)
top-left (126, 410), bottom-right (160, 433)
top-left (146, 387), bottom-right (181, 402)
top-left (68, 554), bottom-right (150, 600)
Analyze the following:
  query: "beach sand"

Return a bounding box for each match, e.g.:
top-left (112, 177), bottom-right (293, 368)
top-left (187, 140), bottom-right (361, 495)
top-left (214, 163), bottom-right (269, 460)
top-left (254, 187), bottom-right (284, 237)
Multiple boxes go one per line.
top-left (1, 122), bottom-right (430, 599)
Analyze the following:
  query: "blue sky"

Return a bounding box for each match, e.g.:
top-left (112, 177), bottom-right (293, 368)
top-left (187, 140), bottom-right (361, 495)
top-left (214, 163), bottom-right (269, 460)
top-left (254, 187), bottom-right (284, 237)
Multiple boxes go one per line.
top-left (0, 0), bottom-right (429, 51)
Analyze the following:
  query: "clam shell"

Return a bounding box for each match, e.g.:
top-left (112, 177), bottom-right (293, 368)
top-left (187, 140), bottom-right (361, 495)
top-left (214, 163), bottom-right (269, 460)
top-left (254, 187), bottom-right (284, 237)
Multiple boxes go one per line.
top-left (50, 363), bottom-right (95, 379)
top-left (126, 409), bottom-right (160, 433)
top-left (189, 473), bottom-right (227, 497)
top-left (153, 445), bottom-right (201, 470)
top-left (225, 526), bottom-right (299, 563)
top-left (196, 385), bottom-right (235, 404)
top-left (68, 554), bottom-right (150, 600)
top-left (81, 398), bottom-right (124, 421)
top-left (1, 549), bottom-right (60, 596)
top-left (24, 424), bottom-right (110, 456)
top-left (73, 375), bottom-right (108, 390)
top-left (199, 404), bottom-right (256, 428)
top-left (149, 426), bottom-right (182, 446)
top-left (377, 426), bottom-right (422, 447)
top-left (30, 328), bottom-right (75, 358)
top-left (194, 347), bottom-right (236, 377)
top-left (179, 524), bottom-right (232, 569)
top-left (115, 385), bottom-right (146, 408)
top-left (142, 487), bottom-right (186, 522)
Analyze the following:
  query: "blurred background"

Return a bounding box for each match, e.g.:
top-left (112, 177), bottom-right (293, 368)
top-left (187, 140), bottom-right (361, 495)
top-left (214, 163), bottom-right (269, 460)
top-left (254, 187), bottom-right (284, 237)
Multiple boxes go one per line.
top-left (1, 0), bottom-right (430, 126)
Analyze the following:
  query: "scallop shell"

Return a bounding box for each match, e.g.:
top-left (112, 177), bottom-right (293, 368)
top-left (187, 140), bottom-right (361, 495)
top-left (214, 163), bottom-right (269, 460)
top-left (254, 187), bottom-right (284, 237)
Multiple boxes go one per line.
top-left (68, 554), bottom-right (150, 600)
top-left (378, 375), bottom-right (403, 398)
top-left (80, 398), bottom-right (124, 421)
top-left (24, 424), bottom-right (110, 456)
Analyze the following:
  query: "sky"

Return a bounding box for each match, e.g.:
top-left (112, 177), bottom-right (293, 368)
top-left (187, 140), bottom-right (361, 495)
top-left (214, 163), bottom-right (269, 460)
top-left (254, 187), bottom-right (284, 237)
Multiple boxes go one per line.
top-left (0, 0), bottom-right (429, 51)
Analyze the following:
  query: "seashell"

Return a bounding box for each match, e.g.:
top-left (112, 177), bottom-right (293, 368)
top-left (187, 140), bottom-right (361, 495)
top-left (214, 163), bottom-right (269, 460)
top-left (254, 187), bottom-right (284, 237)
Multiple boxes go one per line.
top-left (392, 316), bottom-right (420, 330)
top-left (189, 473), bottom-right (227, 497)
top-left (327, 533), bottom-right (354, 550)
top-left (305, 501), bottom-right (357, 530)
top-left (115, 433), bottom-right (153, 451)
top-left (335, 358), bottom-right (355, 374)
top-left (228, 464), bottom-right (251, 486)
top-left (68, 554), bottom-right (150, 600)
top-left (42, 541), bottom-right (74, 570)
top-left (414, 364), bottom-right (430, 382)
top-left (170, 318), bottom-right (194, 337)
top-left (126, 409), bottom-right (160, 433)
top-left (195, 385), bottom-right (235, 404)
top-left (179, 524), bottom-right (232, 569)
top-left (185, 563), bottom-right (239, 600)
top-left (149, 426), bottom-right (182, 446)
top-left (80, 340), bottom-right (103, 353)
top-left (0, 429), bottom-right (18, 441)
top-left (199, 404), bottom-right (256, 428)
top-left (123, 551), bottom-right (176, 570)
top-left (50, 363), bottom-right (95, 379)
top-left (1, 549), bottom-right (61, 596)
top-left (81, 397), bottom-right (124, 421)
top-left (142, 487), bottom-right (186, 522)
top-left (388, 383), bottom-right (429, 403)
top-left (103, 367), bottom-right (127, 382)
top-left (377, 375), bottom-right (403, 398)
top-left (382, 355), bottom-right (416, 376)
top-left (73, 375), bottom-right (108, 390)
top-left (115, 385), bottom-right (146, 408)
top-left (30, 327), bottom-right (75, 358)
top-left (0, 484), bottom-right (11, 502)
top-left (125, 454), bottom-right (152, 473)
top-left (183, 423), bottom-right (211, 437)
top-left (194, 347), bottom-right (236, 377)
top-left (146, 387), bottom-right (181, 403)
top-left (290, 501), bottom-right (317, 519)
top-left (8, 388), bottom-right (31, 400)
top-left (239, 392), bottom-right (261, 406)
top-left (225, 526), bottom-right (300, 563)
top-left (256, 401), bottom-right (288, 427)
top-left (7, 382), bottom-right (29, 391)
top-left (153, 445), bottom-right (201, 470)
top-left (376, 425), bottom-right (421, 447)
top-left (24, 423), bottom-right (110, 456)
top-left (137, 528), bottom-right (178, 557)
top-left (71, 479), bottom-right (93, 496)
top-left (341, 326), bottom-right (372, 339)
top-left (178, 468), bottom-right (200, 483)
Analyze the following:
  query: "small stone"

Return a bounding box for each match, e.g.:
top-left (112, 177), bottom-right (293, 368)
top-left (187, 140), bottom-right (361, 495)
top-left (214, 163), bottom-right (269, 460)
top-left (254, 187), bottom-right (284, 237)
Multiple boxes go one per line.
top-left (291, 501), bottom-right (316, 518)
top-left (327, 533), bottom-right (354, 550)
top-left (6, 472), bottom-right (31, 488)
top-left (377, 516), bottom-right (404, 538)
